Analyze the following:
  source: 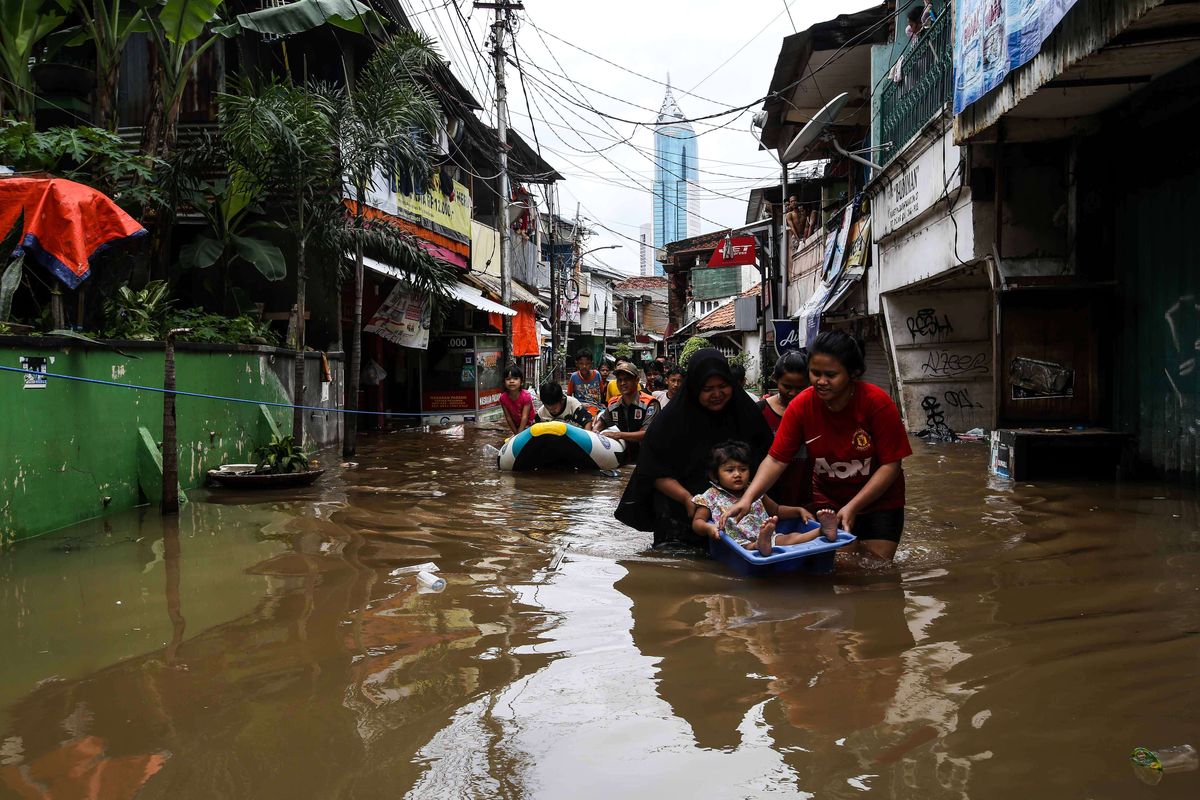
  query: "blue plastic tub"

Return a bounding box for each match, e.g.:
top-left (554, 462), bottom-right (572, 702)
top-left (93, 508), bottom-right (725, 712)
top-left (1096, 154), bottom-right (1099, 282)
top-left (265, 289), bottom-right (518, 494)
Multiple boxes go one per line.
top-left (708, 518), bottom-right (856, 577)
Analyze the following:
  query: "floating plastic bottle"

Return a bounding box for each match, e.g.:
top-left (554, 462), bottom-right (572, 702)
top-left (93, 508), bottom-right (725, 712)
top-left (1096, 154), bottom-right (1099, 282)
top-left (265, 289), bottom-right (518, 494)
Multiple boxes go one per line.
top-left (389, 562), bottom-right (439, 577)
top-left (1131, 745), bottom-right (1198, 785)
top-left (416, 570), bottom-right (446, 592)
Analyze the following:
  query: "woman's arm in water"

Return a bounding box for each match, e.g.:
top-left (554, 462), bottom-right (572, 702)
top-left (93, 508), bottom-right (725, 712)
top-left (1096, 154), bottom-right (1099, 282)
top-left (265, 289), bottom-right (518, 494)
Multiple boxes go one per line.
top-left (724, 456), bottom-right (789, 524)
top-left (837, 461), bottom-right (902, 532)
top-left (654, 477), bottom-right (697, 519)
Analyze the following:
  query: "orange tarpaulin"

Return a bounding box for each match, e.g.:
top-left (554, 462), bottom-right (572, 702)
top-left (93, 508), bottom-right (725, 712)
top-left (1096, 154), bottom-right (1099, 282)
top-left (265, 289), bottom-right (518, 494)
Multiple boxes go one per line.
top-left (488, 302), bottom-right (538, 356)
top-left (0, 177), bottom-right (145, 289)
top-left (512, 302), bottom-right (539, 356)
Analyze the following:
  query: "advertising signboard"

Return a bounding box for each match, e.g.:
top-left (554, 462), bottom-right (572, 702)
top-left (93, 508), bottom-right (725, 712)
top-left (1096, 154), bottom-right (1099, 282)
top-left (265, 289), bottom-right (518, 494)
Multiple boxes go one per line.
top-left (955, 0), bottom-right (1080, 114)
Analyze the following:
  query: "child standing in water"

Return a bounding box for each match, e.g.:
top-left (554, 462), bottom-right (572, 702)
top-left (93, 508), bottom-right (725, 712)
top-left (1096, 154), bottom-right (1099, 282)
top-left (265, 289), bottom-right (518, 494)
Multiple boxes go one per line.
top-left (691, 441), bottom-right (838, 556)
top-left (499, 366), bottom-right (534, 436)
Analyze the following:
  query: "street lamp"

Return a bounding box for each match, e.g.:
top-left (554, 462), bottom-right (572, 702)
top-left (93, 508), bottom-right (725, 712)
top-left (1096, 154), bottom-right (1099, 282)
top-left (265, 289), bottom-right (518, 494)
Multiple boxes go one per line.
top-left (558, 244), bottom-right (622, 375)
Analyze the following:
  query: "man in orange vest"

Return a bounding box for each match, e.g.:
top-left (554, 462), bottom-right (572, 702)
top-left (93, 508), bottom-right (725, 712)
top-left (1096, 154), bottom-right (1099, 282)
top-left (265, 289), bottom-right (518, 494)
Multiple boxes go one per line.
top-left (592, 361), bottom-right (660, 463)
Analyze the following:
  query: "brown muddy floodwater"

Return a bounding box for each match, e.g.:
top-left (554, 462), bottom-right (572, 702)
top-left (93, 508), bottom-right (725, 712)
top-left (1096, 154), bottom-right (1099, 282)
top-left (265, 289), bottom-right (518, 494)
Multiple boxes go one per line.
top-left (2, 424), bottom-right (1200, 799)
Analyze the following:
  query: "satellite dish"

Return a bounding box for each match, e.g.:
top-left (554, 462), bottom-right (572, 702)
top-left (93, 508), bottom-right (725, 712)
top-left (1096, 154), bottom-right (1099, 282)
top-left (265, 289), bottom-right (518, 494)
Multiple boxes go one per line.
top-left (780, 91), bottom-right (882, 171)
top-left (781, 93), bottom-right (849, 164)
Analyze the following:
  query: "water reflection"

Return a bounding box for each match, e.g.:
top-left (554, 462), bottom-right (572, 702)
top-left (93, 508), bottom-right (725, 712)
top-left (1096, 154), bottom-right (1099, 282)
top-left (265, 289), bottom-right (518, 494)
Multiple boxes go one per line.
top-left (1, 431), bottom-right (1199, 798)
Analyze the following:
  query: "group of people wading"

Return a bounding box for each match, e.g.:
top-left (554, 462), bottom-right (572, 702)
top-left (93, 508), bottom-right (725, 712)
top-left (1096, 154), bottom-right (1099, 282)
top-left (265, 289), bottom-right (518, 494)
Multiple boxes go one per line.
top-left (615, 331), bottom-right (911, 563)
top-left (497, 331), bottom-right (911, 562)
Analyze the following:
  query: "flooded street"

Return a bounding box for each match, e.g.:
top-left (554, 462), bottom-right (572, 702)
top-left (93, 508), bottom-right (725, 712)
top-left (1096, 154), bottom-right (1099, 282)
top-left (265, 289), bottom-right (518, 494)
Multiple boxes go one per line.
top-left (2, 424), bottom-right (1200, 799)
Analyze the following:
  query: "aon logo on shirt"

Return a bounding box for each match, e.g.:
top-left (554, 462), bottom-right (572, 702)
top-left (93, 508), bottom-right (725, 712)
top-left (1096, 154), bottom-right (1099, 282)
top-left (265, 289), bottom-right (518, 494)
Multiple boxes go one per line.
top-left (813, 457), bottom-right (872, 478)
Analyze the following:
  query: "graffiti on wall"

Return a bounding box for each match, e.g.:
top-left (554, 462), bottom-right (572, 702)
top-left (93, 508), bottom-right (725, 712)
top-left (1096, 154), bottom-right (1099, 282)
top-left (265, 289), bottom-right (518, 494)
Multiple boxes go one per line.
top-left (906, 308), bottom-right (955, 341)
top-left (921, 350), bottom-right (988, 377)
top-left (919, 395), bottom-right (958, 441)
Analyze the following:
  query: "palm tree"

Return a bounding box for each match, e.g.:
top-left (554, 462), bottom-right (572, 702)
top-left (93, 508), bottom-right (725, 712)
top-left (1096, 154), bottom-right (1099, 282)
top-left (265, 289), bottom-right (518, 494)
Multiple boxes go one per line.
top-left (218, 65), bottom-right (455, 447)
top-left (220, 79), bottom-right (339, 443)
top-left (332, 31), bottom-right (443, 457)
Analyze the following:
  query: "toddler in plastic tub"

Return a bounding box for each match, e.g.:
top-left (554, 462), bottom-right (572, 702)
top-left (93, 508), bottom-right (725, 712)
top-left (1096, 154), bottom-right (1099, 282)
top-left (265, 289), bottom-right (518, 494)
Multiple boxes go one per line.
top-left (691, 440), bottom-right (839, 556)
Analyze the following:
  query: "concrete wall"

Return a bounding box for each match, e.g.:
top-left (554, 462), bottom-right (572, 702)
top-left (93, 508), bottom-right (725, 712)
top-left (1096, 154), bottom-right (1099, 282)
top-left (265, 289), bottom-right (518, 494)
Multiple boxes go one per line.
top-left (0, 338), bottom-right (343, 543)
top-left (883, 286), bottom-right (994, 435)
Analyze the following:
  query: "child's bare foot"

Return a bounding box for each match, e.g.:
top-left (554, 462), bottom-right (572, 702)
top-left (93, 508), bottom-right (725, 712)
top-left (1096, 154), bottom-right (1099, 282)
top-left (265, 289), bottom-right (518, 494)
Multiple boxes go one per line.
top-left (757, 516), bottom-right (778, 556)
top-left (817, 508), bottom-right (838, 541)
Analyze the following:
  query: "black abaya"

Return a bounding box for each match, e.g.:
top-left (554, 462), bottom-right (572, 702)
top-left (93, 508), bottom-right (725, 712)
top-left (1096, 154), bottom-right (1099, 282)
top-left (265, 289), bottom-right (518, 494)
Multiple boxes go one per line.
top-left (614, 349), bottom-right (773, 545)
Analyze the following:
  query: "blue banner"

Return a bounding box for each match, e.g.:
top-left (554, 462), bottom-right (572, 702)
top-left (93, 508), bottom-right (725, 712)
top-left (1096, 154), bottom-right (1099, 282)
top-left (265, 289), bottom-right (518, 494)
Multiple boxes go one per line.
top-left (954, 0), bottom-right (1079, 114)
top-left (773, 319), bottom-right (800, 357)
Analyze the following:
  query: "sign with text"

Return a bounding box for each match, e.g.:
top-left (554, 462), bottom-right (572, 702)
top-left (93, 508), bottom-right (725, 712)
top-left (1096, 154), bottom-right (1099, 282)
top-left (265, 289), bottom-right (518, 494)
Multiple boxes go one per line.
top-left (364, 283), bottom-right (431, 350)
top-left (954, 0), bottom-right (1080, 114)
top-left (873, 128), bottom-right (962, 238)
top-left (773, 319), bottom-right (800, 356)
top-left (707, 236), bottom-right (757, 268)
top-left (365, 168), bottom-right (472, 245)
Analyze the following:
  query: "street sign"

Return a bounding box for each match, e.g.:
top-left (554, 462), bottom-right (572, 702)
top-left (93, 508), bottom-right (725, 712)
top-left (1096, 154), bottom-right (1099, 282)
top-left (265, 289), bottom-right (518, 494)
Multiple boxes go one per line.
top-left (707, 236), bottom-right (757, 268)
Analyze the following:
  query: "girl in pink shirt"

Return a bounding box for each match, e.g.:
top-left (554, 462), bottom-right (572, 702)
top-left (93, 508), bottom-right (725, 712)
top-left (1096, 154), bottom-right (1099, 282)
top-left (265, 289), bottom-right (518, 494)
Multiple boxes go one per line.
top-left (500, 366), bottom-right (534, 435)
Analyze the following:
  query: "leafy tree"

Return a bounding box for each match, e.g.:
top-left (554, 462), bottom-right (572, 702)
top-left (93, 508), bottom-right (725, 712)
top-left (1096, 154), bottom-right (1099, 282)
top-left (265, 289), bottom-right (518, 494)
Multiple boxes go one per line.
top-left (0, 119), bottom-right (167, 213)
top-left (613, 341), bottom-right (632, 360)
top-left (679, 335), bottom-right (709, 368)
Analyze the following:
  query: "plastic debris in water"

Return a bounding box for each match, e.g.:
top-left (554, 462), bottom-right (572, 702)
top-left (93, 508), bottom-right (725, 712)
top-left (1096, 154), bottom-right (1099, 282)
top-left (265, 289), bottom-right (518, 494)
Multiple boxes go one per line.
top-left (1131, 745), bottom-right (1199, 785)
top-left (416, 570), bottom-right (446, 592)
top-left (549, 544), bottom-right (570, 572)
top-left (388, 562), bottom-right (439, 577)
top-left (483, 444), bottom-right (501, 459)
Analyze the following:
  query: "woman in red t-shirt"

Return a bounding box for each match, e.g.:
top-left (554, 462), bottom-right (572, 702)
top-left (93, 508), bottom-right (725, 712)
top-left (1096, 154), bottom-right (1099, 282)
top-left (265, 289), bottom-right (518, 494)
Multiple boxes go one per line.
top-left (728, 331), bottom-right (912, 561)
top-left (758, 349), bottom-right (813, 507)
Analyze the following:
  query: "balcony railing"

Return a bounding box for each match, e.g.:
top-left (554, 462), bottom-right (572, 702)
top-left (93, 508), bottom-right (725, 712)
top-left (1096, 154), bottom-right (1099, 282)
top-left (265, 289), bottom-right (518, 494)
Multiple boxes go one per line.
top-left (878, 8), bottom-right (952, 167)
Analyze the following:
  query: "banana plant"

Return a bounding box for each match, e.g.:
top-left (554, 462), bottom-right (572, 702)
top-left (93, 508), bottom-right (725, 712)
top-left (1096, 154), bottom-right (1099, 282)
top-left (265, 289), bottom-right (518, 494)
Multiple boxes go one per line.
top-left (178, 172), bottom-right (287, 311)
top-left (141, 0), bottom-right (386, 161)
top-left (52, 0), bottom-right (154, 131)
top-left (0, 0), bottom-right (67, 124)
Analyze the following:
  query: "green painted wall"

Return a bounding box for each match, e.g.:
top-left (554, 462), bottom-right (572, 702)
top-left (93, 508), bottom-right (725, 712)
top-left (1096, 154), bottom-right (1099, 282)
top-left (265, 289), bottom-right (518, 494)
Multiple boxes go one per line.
top-left (692, 266), bottom-right (742, 301)
top-left (0, 340), bottom-right (297, 544)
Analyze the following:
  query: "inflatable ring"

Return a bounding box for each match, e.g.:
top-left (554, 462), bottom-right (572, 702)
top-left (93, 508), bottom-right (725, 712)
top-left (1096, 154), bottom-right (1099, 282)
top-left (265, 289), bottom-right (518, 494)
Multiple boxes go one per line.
top-left (498, 421), bottom-right (625, 471)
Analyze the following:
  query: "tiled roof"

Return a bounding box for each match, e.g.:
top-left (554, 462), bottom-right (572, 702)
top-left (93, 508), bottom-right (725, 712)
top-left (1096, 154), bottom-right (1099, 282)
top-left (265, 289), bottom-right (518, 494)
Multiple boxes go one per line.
top-left (614, 276), bottom-right (669, 290)
top-left (696, 283), bottom-right (761, 332)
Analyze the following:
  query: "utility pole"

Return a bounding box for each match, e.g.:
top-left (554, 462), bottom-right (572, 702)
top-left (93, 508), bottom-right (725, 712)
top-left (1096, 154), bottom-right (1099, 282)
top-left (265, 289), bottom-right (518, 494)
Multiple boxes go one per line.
top-left (477, 0), bottom-right (523, 366)
top-left (548, 186), bottom-right (559, 380)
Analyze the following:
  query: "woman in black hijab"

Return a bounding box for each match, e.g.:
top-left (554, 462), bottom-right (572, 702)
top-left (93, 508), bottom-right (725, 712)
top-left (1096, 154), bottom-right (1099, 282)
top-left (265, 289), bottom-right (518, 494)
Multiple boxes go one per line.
top-left (615, 348), bottom-right (773, 547)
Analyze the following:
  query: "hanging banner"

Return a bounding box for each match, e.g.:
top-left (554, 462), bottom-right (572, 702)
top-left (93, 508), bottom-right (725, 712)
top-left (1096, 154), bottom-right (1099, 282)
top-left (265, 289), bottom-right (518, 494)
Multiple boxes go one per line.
top-left (364, 282), bottom-right (431, 350)
top-left (365, 168), bottom-right (472, 245)
top-left (954, 0), bottom-right (1080, 114)
top-left (773, 319), bottom-right (801, 356)
top-left (706, 236), bottom-right (757, 268)
top-left (821, 206), bottom-right (855, 282)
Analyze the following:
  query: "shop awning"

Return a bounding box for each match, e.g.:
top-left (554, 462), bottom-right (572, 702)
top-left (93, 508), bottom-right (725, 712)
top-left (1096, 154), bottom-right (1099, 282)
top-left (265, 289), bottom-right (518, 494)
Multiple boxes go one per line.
top-left (450, 282), bottom-right (516, 316)
top-left (822, 266), bottom-right (865, 316)
top-left (359, 255), bottom-right (516, 316)
top-left (463, 271), bottom-right (546, 308)
top-left (421, 241), bottom-right (468, 269)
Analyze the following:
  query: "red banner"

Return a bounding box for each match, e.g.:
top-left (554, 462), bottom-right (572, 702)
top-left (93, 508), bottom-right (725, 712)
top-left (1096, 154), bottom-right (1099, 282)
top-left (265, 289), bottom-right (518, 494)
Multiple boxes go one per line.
top-left (707, 236), bottom-right (757, 268)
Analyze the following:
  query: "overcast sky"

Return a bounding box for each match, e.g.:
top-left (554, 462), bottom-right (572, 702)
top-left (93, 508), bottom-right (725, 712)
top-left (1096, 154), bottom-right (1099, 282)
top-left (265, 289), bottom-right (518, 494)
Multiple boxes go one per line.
top-left (407, 0), bottom-right (866, 274)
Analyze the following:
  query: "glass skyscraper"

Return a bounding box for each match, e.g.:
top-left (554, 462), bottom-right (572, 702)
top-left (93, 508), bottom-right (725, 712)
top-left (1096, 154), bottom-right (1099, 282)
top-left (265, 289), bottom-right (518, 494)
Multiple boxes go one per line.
top-left (652, 82), bottom-right (698, 275)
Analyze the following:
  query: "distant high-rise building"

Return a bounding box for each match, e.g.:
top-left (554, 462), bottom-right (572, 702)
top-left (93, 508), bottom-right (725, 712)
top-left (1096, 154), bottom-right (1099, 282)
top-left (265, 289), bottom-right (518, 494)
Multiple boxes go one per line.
top-left (639, 223), bottom-right (659, 277)
top-left (653, 80), bottom-right (698, 268)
